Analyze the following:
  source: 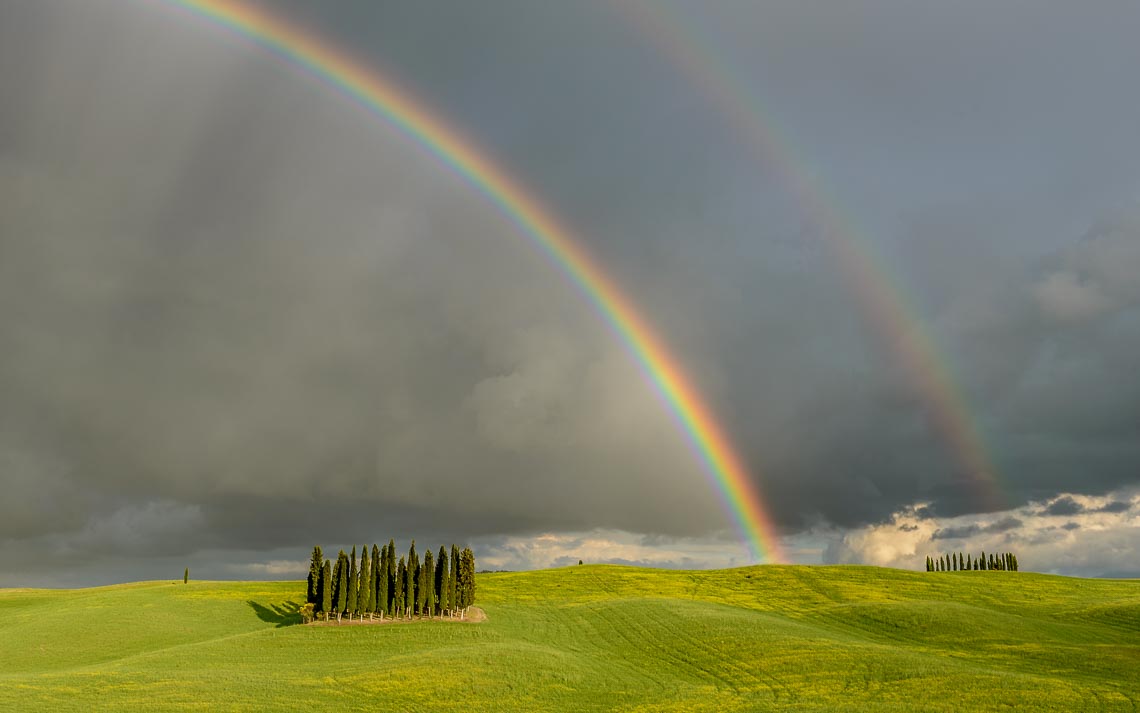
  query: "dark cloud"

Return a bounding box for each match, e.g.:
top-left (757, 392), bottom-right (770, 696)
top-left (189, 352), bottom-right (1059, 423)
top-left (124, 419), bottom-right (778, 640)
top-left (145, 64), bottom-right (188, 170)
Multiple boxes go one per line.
top-left (931, 525), bottom-right (981, 541)
top-left (932, 516), bottom-right (1023, 540)
top-left (1096, 501), bottom-right (1132, 514)
top-left (1042, 497), bottom-right (1086, 517)
top-left (3, 1), bottom-right (1140, 583)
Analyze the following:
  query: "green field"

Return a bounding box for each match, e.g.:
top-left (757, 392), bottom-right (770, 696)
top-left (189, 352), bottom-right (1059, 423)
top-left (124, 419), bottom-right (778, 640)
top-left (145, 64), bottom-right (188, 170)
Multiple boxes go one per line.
top-left (1, 565), bottom-right (1137, 711)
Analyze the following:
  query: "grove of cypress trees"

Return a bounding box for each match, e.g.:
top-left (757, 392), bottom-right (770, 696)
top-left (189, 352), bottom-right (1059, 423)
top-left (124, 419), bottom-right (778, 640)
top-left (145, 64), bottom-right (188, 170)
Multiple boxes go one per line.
top-left (307, 545), bottom-right (323, 604)
top-left (436, 545), bottom-right (449, 615)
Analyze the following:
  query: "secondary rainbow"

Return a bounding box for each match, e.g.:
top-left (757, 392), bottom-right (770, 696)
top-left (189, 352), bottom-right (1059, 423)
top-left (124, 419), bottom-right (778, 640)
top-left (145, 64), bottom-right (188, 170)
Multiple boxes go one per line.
top-left (163, 0), bottom-right (784, 562)
top-left (618, 2), bottom-right (1005, 509)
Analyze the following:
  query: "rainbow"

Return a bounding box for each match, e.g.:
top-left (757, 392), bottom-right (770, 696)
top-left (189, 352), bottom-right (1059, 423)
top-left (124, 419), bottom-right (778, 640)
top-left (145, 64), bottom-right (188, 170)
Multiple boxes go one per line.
top-left (162, 0), bottom-right (784, 562)
top-left (617, 2), bottom-right (1004, 509)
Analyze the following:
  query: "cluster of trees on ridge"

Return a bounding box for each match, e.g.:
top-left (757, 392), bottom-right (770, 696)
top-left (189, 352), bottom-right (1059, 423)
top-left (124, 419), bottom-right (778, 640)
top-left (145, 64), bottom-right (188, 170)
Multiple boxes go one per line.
top-left (302, 541), bottom-right (476, 623)
top-left (926, 551), bottom-right (1018, 572)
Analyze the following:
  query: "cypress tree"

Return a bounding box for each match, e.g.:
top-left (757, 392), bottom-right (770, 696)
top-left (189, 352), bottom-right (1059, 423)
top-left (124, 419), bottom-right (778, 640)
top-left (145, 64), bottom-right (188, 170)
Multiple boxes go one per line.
top-left (407, 540), bottom-right (419, 614)
top-left (184, 568), bottom-right (189, 584)
top-left (337, 550), bottom-right (350, 617)
top-left (422, 549), bottom-right (435, 617)
top-left (358, 546), bottom-right (371, 616)
top-left (347, 546), bottom-right (359, 617)
top-left (436, 545), bottom-right (449, 614)
top-left (406, 548), bottom-right (418, 616)
top-left (371, 544), bottom-right (382, 616)
top-left (386, 540), bottom-right (396, 613)
top-left (330, 551), bottom-right (342, 614)
top-left (314, 561), bottom-right (324, 615)
top-left (379, 543), bottom-right (390, 617)
top-left (456, 546), bottom-right (476, 614)
top-left (307, 545), bottom-right (323, 604)
top-left (449, 545), bottom-right (459, 616)
top-left (395, 556), bottom-right (406, 617)
top-left (319, 559), bottom-right (332, 619)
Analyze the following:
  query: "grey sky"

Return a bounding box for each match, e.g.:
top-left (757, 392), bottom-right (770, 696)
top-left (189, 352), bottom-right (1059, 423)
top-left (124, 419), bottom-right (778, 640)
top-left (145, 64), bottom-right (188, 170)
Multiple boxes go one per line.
top-left (1, 0), bottom-right (1138, 585)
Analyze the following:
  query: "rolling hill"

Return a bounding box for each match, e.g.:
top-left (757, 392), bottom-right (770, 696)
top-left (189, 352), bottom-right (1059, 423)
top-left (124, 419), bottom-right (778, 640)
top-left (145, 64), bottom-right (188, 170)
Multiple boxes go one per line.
top-left (1, 565), bottom-right (1136, 711)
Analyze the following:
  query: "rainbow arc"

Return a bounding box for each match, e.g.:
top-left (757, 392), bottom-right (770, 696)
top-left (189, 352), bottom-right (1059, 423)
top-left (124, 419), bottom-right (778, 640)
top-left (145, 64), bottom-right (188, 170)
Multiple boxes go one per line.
top-left (166, 0), bottom-right (785, 562)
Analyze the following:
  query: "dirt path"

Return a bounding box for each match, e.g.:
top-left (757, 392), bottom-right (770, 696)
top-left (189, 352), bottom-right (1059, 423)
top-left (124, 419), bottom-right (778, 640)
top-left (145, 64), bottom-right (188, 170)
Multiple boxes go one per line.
top-left (309, 607), bottom-right (485, 626)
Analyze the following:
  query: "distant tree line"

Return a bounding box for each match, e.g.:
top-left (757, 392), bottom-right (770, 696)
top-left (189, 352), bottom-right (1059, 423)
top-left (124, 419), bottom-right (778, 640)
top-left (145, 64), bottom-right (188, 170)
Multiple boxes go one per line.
top-left (925, 551), bottom-right (1018, 572)
top-left (301, 541), bottom-right (476, 623)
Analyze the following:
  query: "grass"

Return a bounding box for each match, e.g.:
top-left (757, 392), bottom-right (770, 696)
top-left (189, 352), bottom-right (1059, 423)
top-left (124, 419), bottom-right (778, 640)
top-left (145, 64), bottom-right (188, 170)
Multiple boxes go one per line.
top-left (1, 565), bottom-right (1137, 711)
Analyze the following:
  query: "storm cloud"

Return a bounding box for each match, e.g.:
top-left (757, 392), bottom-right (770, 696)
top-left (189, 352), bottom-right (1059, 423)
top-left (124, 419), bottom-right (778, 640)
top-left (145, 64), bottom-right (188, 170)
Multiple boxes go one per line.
top-left (2, 1), bottom-right (1139, 584)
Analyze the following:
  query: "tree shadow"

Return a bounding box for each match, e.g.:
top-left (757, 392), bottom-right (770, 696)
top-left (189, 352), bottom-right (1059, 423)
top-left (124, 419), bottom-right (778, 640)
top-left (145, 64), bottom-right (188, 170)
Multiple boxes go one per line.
top-left (247, 599), bottom-right (302, 628)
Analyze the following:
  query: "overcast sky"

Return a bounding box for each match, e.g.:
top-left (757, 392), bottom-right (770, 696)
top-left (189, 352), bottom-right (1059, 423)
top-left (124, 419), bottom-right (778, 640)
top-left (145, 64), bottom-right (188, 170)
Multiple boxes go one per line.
top-left (1, 0), bottom-right (1138, 586)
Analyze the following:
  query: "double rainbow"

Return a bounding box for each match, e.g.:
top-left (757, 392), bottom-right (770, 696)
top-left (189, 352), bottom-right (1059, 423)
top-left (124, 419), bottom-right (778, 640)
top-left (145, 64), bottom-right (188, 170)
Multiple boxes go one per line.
top-left (165, 0), bottom-right (784, 562)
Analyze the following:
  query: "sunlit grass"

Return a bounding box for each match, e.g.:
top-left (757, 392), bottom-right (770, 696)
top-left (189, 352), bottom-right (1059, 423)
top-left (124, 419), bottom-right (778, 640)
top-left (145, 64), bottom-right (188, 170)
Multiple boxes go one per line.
top-left (0, 566), bottom-right (1136, 711)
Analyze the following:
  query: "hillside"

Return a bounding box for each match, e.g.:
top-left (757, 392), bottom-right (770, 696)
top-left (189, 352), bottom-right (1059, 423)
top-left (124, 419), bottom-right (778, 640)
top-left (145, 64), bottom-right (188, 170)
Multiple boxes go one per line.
top-left (1, 565), bottom-right (1137, 711)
